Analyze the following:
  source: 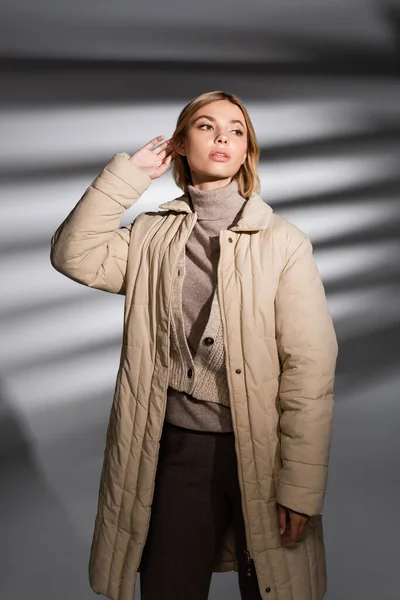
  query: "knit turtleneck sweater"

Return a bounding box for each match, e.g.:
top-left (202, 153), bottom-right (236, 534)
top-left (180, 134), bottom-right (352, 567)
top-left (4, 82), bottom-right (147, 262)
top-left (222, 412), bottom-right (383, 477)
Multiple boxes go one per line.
top-left (164, 178), bottom-right (248, 433)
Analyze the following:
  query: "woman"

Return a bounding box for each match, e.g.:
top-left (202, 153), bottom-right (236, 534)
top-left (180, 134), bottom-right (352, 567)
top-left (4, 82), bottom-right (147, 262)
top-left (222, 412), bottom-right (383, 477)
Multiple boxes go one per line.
top-left (50, 91), bottom-right (338, 600)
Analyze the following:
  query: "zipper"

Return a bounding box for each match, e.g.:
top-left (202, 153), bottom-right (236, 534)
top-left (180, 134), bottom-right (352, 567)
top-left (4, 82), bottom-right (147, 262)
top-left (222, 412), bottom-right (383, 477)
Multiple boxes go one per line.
top-left (136, 211), bottom-right (198, 572)
top-left (217, 230), bottom-right (254, 565)
top-left (244, 549), bottom-right (253, 577)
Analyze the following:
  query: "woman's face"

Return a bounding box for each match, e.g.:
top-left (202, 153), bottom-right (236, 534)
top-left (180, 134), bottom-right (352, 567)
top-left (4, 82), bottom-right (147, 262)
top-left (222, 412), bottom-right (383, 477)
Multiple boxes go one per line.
top-left (176, 99), bottom-right (248, 189)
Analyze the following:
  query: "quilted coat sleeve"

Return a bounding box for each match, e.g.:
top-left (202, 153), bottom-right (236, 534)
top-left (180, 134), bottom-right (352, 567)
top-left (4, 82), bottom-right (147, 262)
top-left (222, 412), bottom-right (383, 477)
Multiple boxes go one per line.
top-left (50, 153), bottom-right (152, 294)
top-left (275, 232), bottom-right (338, 517)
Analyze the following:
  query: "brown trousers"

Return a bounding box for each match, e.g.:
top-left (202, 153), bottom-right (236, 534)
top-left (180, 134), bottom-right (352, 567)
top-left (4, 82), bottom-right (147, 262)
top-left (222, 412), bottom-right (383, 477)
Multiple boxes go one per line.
top-left (139, 420), bottom-right (263, 600)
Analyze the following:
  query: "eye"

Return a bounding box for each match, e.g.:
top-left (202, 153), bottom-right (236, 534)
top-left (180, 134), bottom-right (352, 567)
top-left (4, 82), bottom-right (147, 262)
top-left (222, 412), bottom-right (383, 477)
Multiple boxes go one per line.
top-left (198, 124), bottom-right (244, 136)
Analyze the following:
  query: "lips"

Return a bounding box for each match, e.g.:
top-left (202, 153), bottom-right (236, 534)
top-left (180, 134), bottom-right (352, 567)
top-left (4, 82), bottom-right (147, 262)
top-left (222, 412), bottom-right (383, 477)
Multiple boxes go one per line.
top-left (209, 150), bottom-right (230, 161)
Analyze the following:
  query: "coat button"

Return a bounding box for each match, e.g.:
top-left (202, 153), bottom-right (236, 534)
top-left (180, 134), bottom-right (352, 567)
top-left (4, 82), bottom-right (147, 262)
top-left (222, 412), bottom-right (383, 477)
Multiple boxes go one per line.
top-left (203, 337), bottom-right (214, 346)
top-left (235, 368), bottom-right (241, 374)
top-left (228, 237), bottom-right (233, 242)
top-left (187, 368), bottom-right (193, 378)
top-left (266, 587), bottom-right (271, 593)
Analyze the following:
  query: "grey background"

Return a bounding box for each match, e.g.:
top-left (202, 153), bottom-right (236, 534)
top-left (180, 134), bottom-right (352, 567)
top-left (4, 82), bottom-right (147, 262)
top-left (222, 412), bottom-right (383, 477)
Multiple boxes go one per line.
top-left (1, 1), bottom-right (399, 598)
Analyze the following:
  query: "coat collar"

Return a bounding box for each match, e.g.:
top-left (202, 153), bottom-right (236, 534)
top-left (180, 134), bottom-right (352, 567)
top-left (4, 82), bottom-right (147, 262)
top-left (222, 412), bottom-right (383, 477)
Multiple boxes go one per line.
top-left (158, 190), bottom-right (273, 232)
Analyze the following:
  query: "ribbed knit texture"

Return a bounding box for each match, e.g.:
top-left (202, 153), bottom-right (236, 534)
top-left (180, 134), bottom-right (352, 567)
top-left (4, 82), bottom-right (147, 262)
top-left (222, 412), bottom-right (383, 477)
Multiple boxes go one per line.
top-left (165, 178), bottom-right (248, 432)
top-left (169, 250), bottom-right (229, 407)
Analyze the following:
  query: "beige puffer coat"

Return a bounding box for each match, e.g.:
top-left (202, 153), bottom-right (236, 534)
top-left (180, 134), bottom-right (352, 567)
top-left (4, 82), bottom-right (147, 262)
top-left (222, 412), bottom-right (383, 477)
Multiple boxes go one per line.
top-left (50, 153), bottom-right (338, 600)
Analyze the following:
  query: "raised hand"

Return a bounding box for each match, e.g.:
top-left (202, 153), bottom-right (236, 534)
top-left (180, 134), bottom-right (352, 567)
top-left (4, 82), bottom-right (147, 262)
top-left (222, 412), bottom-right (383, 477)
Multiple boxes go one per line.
top-left (128, 135), bottom-right (177, 180)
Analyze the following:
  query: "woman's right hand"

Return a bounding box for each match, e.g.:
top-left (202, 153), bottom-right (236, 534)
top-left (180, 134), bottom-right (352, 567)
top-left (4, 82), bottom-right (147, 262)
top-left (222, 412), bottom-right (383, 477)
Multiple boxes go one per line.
top-left (128, 135), bottom-right (177, 180)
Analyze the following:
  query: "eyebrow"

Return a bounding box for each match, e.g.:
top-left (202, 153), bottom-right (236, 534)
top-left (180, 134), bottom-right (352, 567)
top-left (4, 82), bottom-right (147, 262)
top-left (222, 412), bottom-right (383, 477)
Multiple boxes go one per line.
top-left (191, 114), bottom-right (246, 129)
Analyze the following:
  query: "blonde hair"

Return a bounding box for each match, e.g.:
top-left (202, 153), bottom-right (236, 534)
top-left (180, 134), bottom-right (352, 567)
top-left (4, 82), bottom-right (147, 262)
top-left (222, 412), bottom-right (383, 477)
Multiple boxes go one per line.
top-left (171, 90), bottom-right (261, 199)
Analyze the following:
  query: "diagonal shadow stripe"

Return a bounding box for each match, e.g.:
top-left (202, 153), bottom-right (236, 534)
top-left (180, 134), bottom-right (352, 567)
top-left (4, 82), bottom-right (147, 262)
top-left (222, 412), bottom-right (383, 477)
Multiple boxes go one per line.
top-left (2, 127), bottom-right (400, 185)
top-left (6, 336), bottom-right (122, 376)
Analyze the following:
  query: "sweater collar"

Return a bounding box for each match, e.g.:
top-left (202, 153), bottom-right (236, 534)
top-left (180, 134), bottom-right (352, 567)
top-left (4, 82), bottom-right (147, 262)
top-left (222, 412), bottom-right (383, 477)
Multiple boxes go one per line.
top-left (185, 178), bottom-right (246, 221)
top-left (159, 185), bottom-right (273, 232)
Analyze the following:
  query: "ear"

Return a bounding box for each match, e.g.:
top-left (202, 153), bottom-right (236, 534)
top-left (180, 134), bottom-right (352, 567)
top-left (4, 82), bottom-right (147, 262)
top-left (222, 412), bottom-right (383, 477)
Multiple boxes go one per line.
top-left (242, 153), bottom-right (247, 164)
top-left (174, 139), bottom-right (186, 156)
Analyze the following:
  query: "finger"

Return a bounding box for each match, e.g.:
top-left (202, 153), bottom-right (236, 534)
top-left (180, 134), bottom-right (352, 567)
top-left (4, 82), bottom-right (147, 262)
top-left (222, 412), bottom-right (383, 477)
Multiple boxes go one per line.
top-left (298, 518), bottom-right (310, 537)
top-left (155, 154), bottom-right (172, 176)
top-left (160, 154), bottom-right (172, 169)
top-left (296, 522), bottom-right (305, 539)
top-left (164, 154), bottom-right (173, 168)
top-left (280, 528), bottom-right (292, 544)
top-left (166, 147), bottom-right (177, 160)
top-left (155, 139), bottom-right (172, 151)
top-left (290, 514), bottom-right (301, 539)
top-left (165, 140), bottom-right (176, 151)
top-left (278, 505), bottom-right (287, 536)
top-left (144, 135), bottom-right (165, 149)
top-left (156, 143), bottom-right (175, 159)
top-left (289, 517), bottom-right (301, 541)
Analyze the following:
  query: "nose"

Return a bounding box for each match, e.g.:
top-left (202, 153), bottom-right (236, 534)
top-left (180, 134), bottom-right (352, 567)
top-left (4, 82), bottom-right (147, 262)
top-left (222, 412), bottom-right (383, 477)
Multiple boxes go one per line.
top-left (214, 128), bottom-right (228, 143)
top-left (216, 133), bottom-right (228, 144)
